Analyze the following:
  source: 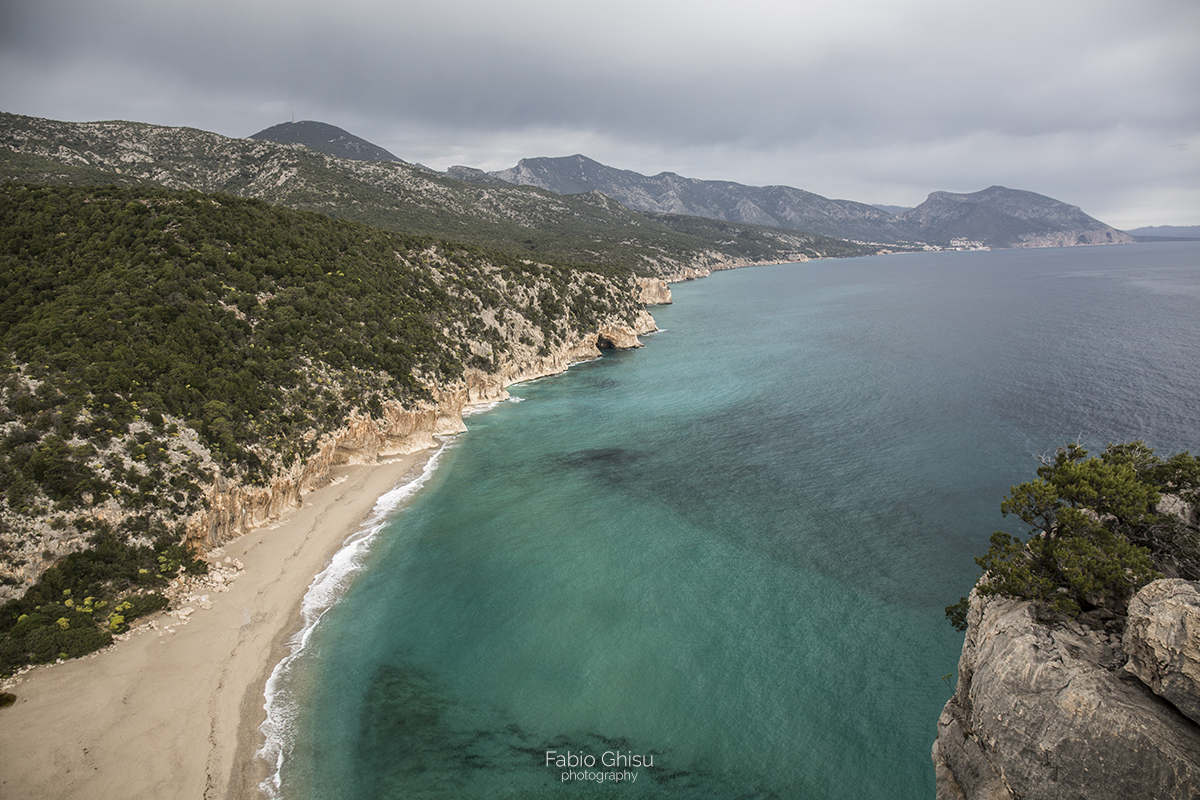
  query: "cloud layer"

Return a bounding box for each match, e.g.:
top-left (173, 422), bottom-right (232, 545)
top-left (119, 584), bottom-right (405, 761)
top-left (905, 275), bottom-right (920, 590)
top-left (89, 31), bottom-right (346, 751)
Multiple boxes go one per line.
top-left (2, 0), bottom-right (1197, 227)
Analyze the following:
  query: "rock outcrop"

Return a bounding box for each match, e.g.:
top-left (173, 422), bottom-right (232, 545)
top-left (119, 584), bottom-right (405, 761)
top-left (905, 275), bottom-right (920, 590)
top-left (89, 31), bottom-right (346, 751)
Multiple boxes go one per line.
top-left (634, 276), bottom-right (673, 305)
top-left (933, 583), bottom-right (1200, 800)
top-left (1124, 579), bottom-right (1200, 725)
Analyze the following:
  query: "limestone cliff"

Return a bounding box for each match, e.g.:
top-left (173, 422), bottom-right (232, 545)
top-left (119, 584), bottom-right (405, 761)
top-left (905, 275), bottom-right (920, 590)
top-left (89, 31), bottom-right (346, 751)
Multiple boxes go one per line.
top-left (184, 314), bottom-right (658, 550)
top-left (634, 277), bottom-right (673, 305)
top-left (933, 581), bottom-right (1200, 800)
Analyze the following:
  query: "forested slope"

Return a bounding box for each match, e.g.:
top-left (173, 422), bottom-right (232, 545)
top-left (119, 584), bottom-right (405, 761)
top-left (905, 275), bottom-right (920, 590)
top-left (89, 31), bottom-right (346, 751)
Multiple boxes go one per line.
top-left (0, 182), bottom-right (649, 673)
top-left (0, 113), bottom-right (874, 273)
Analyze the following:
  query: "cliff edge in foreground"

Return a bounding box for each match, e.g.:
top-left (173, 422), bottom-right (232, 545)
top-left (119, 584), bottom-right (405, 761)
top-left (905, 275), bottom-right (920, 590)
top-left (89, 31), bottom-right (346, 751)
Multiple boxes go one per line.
top-left (933, 579), bottom-right (1200, 799)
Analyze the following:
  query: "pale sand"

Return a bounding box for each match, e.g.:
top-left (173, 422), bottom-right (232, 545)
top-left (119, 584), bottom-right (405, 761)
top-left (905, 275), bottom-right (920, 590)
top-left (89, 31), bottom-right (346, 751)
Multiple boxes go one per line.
top-left (0, 450), bottom-right (434, 799)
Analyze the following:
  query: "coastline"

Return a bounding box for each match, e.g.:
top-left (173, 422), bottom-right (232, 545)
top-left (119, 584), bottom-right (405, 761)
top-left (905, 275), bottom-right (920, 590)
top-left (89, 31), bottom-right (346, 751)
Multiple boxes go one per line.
top-left (0, 449), bottom-right (436, 800)
top-left (0, 282), bottom-right (668, 799)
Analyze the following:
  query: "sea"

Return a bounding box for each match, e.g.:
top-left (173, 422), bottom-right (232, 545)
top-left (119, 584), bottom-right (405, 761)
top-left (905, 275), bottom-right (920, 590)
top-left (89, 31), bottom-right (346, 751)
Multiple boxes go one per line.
top-left (260, 242), bottom-right (1200, 799)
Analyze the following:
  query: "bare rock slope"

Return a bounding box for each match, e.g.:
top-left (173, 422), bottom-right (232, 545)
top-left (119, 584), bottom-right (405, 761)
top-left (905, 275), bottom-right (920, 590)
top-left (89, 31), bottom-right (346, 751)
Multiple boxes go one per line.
top-left (933, 580), bottom-right (1200, 800)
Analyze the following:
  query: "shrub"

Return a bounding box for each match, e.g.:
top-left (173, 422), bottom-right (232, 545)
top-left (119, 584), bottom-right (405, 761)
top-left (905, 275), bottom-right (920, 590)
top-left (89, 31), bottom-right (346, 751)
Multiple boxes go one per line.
top-left (947, 442), bottom-right (1198, 630)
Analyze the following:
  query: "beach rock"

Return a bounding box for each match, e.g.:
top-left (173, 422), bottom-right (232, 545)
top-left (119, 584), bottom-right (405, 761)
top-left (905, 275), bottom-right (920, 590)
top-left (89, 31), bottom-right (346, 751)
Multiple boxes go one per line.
top-left (933, 591), bottom-right (1200, 800)
top-left (1124, 579), bottom-right (1200, 724)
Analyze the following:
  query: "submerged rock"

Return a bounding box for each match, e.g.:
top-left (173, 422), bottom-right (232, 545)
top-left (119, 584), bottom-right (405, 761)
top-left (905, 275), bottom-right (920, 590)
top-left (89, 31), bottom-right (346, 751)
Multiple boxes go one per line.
top-left (933, 584), bottom-right (1200, 800)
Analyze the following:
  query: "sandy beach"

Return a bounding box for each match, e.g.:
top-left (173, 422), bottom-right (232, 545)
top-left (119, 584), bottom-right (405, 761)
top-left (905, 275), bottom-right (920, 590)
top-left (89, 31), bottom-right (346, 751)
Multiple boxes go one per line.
top-left (0, 449), bottom-right (434, 800)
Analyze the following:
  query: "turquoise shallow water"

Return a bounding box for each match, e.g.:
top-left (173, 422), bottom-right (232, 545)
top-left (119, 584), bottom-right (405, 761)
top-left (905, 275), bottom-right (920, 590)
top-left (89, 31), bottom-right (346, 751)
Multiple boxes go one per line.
top-left (268, 243), bottom-right (1200, 799)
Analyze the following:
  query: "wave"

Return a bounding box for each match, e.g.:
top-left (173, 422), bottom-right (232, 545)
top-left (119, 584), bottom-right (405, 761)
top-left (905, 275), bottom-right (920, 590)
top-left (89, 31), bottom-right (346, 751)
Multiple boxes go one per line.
top-left (463, 400), bottom-right (503, 416)
top-left (256, 441), bottom-right (453, 799)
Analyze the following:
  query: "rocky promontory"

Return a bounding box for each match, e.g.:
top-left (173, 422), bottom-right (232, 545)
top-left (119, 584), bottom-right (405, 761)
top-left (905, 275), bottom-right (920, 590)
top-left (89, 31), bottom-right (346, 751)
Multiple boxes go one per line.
top-left (934, 580), bottom-right (1200, 799)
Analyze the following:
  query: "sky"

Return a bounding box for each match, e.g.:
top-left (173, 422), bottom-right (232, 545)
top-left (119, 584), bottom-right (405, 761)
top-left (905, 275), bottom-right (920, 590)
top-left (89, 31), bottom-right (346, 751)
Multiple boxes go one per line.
top-left (1, 0), bottom-right (1197, 229)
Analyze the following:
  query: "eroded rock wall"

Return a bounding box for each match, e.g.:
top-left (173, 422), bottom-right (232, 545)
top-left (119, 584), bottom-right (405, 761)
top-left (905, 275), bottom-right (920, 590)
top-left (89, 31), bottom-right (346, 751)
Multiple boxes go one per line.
top-left (1124, 579), bottom-right (1200, 725)
top-left (184, 316), bottom-right (658, 550)
top-left (933, 583), bottom-right (1200, 800)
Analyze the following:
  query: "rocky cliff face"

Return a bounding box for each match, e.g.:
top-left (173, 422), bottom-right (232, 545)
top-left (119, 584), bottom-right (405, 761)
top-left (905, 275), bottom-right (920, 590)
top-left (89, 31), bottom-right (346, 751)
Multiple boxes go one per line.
top-left (184, 314), bottom-right (658, 550)
top-left (634, 276), bottom-right (673, 305)
top-left (933, 580), bottom-right (1200, 800)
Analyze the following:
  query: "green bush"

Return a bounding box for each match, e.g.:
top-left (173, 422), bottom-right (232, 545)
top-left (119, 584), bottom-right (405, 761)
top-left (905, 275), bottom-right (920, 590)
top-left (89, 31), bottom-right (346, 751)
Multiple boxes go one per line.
top-left (0, 602), bottom-right (112, 670)
top-left (947, 442), bottom-right (1199, 630)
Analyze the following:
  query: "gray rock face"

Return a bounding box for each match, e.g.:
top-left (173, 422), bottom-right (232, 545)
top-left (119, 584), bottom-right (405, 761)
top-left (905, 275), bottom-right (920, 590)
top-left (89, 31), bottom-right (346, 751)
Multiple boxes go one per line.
top-left (1125, 579), bottom-right (1200, 725)
top-left (933, 590), bottom-right (1200, 800)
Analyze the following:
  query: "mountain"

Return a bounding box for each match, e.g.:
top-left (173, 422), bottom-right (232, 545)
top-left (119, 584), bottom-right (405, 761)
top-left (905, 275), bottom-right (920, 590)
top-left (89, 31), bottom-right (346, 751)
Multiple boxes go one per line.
top-left (894, 186), bottom-right (1135, 248)
top-left (460, 155), bottom-right (1132, 249)
top-left (0, 113), bottom-right (870, 277)
top-left (1124, 225), bottom-right (1200, 241)
top-left (249, 120), bottom-right (404, 163)
top-left (456, 154), bottom-right (916, 244)
top-left (0, 113), bottom-right (1133, 256)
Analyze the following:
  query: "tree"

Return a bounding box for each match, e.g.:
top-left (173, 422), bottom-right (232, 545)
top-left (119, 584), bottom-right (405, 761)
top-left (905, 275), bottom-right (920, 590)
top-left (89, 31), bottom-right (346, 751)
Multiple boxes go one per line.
top-left (946, 442), bottom-right (1200, 631)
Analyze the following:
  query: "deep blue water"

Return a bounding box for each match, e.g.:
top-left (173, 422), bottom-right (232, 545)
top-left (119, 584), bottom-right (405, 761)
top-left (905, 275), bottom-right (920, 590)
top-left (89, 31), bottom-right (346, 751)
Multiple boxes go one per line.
top-left (265, 242), bottom-right (1200, 799)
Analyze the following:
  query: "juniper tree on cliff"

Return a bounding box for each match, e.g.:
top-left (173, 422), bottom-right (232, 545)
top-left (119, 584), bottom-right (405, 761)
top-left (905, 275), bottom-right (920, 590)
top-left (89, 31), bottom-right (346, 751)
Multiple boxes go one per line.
top-left (947, 441), bottom-right (1200, 630)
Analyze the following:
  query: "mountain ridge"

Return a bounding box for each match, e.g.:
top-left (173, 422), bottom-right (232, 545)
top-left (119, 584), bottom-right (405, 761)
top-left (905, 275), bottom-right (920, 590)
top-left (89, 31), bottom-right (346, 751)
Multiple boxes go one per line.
top-left (1124, 224), bottom-right (1200, 241)
top-left (462, 154), bottom-right (1133, 249)
top-left (458, 154), bottom-right (916, 244)
top-left (0, 112), bottom-right (1140, 252)
top-left (0, 112), bottom-right (869, 277)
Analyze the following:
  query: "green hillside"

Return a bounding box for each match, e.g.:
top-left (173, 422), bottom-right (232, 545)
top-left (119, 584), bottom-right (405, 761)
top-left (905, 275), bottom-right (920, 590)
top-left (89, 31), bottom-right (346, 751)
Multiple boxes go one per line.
top-left (0, 113), bottom-right (874, 272)
top-left (0, 182), bottom-right (646, 673)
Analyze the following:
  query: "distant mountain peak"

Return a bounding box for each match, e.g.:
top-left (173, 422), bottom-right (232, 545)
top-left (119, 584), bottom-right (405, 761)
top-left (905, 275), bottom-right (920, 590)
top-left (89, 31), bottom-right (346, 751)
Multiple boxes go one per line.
top-left (896, 186), bottom-right (1131, 248)
top-left (248, 120), bottom-right (403, 163)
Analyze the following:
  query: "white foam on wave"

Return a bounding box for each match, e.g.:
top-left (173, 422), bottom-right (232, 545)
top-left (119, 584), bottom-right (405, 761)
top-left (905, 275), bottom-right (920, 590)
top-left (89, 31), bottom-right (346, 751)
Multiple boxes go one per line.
top-left (462, 400), bottom-right (503, 416)
top-left (256, 440), bottom-right (453, 799)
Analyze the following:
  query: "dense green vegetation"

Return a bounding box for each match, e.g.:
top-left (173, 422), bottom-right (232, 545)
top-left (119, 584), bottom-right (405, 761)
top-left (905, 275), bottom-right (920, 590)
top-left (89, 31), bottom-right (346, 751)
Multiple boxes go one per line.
top-left (947, 442), bottom-right (1200, 630)
top-left (642, 211), bottom-right (872, 261)
top-left (0, 517), bottom-right (205, 673)
top-left (0, 182), bottom-right (647, 673)
top-left (0, 113), bottom-right (876, 274)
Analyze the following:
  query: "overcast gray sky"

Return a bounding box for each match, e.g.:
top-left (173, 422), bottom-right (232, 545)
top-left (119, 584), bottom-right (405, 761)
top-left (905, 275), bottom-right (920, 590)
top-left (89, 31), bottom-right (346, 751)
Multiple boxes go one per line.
top-left (2, 0), bottom-right (1197, 228)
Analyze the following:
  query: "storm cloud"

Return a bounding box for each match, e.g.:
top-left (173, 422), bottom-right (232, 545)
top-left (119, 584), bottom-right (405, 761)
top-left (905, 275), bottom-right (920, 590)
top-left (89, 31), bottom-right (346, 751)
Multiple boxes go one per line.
top-left (2, 0), bottom-right (1197, 227)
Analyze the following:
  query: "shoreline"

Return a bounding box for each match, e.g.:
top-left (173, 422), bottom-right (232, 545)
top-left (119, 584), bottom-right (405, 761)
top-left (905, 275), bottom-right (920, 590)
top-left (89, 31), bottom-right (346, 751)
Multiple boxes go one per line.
top-left (0, 448), bottom-right (437, 800)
